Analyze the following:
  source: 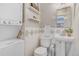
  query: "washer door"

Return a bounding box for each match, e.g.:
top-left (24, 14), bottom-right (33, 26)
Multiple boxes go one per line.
top-left (0, 40), bottom-right (24, 56)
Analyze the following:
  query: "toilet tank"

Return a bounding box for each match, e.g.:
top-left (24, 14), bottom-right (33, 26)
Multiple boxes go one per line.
top-left (0, 3), bottom-right (23, 41)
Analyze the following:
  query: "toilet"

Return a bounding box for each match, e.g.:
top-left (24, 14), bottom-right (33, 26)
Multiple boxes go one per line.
top-left (34, 33), bottom-right (54, 56)
top-left (34, 26), bottom-right (54, 56)
top-left (34, 47), bottom-right (47, 56)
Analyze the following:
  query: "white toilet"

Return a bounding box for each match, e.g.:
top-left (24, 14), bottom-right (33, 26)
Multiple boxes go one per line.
top-left (34, 26), bottom-right (54, 56)
top-left (34, 47), bottom-right (47, 56)
top-left (34, 38), bottom-right (48, 56)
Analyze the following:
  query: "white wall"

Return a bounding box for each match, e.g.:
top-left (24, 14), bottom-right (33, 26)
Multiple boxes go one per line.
top-left (69, 4), bottom-right (79, 56)
top-left (24, 4), bottom-right (40, 56)
top-left (40, 3), bottom-right (57, 27)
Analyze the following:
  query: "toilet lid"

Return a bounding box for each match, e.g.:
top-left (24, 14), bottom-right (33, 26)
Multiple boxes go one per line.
top-left (34, 47), bottom-right (47, 55)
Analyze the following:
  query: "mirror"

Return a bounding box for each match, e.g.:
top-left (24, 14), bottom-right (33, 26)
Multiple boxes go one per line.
top-left (56, 7), bottom-right (72, 28)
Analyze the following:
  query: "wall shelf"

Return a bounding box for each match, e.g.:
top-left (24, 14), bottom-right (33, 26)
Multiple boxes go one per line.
top-left (28, 18), bottom-right (40, 23)
top-left (57, 4), bottom-right (73, 9)
top-left (28, 6), bottom-right (40, 15)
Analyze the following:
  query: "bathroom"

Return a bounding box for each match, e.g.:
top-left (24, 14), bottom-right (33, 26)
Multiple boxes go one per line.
top-left (0, 3), bottom-right (79, 56)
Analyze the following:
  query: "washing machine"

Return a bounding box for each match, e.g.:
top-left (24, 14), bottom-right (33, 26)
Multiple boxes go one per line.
top-left (0, 4), bottom-right (24, 56)
top-left (0, 39), bottom-right (24, 56)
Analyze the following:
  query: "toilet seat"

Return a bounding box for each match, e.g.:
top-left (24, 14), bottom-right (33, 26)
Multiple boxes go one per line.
top-left (34, 47), bottom-right (47, 56)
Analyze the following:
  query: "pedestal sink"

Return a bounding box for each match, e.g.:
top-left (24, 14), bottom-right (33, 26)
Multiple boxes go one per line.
top-left (55, 34), bottom-right (74, 42)
top-left (54, 34), bottom-right (74, 56)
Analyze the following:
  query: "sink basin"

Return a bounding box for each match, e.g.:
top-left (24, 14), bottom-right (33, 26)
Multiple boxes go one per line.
top-left (54, 34), bottom-right (74, 42)
top-left (54, 28), bottom-right (74, 42)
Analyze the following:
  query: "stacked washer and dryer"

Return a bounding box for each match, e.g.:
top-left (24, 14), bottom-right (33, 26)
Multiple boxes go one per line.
top-left (0, 4), bottom-right (24, 56)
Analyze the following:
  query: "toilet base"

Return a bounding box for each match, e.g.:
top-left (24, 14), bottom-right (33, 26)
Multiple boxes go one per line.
top-left (34, 47), bottom-right (47, 56)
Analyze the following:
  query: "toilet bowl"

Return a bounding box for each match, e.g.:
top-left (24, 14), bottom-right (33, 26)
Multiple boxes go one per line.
top-left (34, 33), bottom-right (54, 56)
top-left (34, 47), bottom-right (47, 56)
top-left (34, 38), bottom-right (55, 56)
top-left (34, 39), bottom-right (48, 56)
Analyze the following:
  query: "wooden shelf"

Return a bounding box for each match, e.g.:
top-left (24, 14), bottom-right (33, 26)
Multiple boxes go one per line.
top-left (27, 4), bottom-right (40, 23)
top-left (28, 6), bottom-right (40, 15)
top-left (28, 18), bottom-right (40, 23)
top-left (57, 4), bottom-right (72, 10)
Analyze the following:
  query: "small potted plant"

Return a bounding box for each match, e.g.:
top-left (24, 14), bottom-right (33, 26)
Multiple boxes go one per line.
top-left (64, 28), bottom-right (73, 36)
